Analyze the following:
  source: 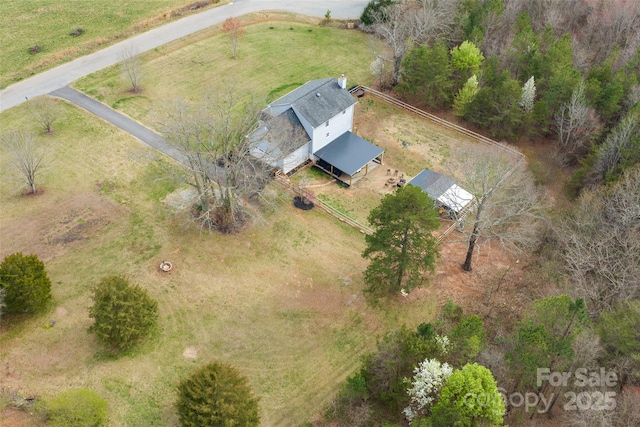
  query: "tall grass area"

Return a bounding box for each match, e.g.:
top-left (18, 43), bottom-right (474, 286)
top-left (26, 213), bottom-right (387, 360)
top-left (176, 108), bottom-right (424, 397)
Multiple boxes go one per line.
top-left (0, 0), bottom-right (227, 87)
top-left (0, 101), bottom-right (436, 425)
top-left (76, 21), bottom-right (373, 124)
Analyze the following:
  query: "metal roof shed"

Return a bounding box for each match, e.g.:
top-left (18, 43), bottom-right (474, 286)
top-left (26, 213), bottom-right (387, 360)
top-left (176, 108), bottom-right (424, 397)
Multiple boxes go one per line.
top-left (409, 169), bottom-right (474, 213)
top-left (314, 131), bottom-right (384, 186)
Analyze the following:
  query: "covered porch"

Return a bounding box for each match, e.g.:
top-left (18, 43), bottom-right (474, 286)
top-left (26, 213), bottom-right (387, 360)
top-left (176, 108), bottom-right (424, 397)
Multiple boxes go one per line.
top-left (313, 131), bottom-right (384, 186)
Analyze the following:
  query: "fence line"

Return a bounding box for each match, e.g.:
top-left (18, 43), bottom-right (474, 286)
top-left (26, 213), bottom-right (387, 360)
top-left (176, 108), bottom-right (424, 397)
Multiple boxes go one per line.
top-left (349, 86), bottom-right (525, 161)
top-left (350, 85), bottom-right (527, 243)
top-left (274, 174), bottom-right (374, 235)
top-left (274, 87), bottom-right (526, 242)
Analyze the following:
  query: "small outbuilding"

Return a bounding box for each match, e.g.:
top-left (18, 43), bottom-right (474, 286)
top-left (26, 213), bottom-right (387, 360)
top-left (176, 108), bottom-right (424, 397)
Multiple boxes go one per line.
top-left (409, 169), bottom-right (474, 214)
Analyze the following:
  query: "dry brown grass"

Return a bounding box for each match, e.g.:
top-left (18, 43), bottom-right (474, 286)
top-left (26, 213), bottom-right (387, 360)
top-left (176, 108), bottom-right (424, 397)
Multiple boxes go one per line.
top-left (0, 101), bottom-right (438, 426)
top-left (291, 93), bottom-right (491, 225)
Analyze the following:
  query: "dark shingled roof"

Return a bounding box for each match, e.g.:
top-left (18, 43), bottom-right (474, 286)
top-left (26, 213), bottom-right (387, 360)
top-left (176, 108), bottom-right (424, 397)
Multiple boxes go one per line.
top-left (269, 78), bottom-right (357, 128)
top-left (314, 131), bottom-right (384, 176)
top-left (250, 108), bottom-right (310, 155)
top-left (409, 169), bottom-right (455, 200)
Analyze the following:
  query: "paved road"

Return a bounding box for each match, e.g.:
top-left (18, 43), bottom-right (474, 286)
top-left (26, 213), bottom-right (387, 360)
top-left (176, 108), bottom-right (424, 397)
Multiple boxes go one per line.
top-left (0, 0), bottom-right (368, 112)
top-left (50, 86), bottom-right (188, 164)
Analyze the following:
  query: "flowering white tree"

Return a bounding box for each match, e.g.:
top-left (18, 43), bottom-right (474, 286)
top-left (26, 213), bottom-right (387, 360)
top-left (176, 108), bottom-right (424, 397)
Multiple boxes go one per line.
top-left (435, 335), bottom-right (451, 354)
top-left (520, 76), bottom-right (536, 112)
top-left (403, 358), bottom-right (453, 423)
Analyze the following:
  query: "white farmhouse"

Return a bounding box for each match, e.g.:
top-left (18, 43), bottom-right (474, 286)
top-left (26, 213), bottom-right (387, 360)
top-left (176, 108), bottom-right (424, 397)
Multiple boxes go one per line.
top-left (250, 75), bottom-right (384, 185)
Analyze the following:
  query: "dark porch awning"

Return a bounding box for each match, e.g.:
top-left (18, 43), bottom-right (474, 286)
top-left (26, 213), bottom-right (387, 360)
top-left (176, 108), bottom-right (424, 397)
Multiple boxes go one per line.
top-left (314, 131), bottom-right (384, 176)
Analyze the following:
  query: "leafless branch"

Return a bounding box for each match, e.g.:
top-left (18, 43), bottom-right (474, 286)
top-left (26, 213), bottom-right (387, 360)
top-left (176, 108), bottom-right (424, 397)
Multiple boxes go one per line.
top-left (119, 44), bottom-right (142, 93)
top-left (2, 131), bottom-right (50, 195)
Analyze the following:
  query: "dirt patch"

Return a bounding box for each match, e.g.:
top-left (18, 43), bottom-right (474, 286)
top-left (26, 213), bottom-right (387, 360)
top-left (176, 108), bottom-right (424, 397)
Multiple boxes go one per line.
top-left (53, 306), bottom-right (68, 319)
top-left (0, 192), bottom-right (125, 262)
top-left (182, 346), bottom-right (198, 360)
top-left (163, 188), bottom-right (197, 211)
top-left (0, 408), bottom-right (43, 427)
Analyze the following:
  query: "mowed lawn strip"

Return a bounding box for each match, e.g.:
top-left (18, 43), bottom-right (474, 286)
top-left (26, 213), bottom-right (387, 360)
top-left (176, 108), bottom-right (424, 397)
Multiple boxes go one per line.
top-left (0, 101), bottom-right (437, 425)
top-left (75, 21), bottom-right (373, 125)
top-left (0, 0), bottom-right (230, 87)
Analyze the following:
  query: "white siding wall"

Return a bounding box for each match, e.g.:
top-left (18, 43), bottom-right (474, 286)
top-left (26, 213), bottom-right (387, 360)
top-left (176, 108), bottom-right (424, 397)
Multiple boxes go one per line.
top-left (250, 146), bottom-right (282, 170)
top-left (283, 142), bottom-right (311, 174)
top-left (310, 104), bottom-right (355, 153)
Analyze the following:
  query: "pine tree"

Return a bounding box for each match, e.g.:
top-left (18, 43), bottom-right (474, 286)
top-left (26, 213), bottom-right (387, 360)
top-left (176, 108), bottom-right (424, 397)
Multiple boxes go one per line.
top-left (88, 275), bottom-right (158, 351)
top-left (177, 361), bottom-right (260, 427)
top-left (0, 252), bottom-right (52, 314)
top-left (362, 185), bottom-right (440, 299)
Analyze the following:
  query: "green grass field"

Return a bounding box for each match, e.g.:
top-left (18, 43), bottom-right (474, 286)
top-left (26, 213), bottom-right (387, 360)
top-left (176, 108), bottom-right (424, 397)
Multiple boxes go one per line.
top-left (0, 0), bottom-right (227, 87)
top-left (76, 21), bottom-right (374, 124)
top-left (0, 21), bottom-right (439, 425)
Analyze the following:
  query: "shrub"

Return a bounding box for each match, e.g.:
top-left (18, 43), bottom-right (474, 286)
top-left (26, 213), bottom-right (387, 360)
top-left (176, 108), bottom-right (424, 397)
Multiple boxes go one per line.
top-left (88, 275), bottom-right (158, 351)
top-left (47, 389), bottom-right (107, 427)
top-left (0, 252), bottom-right (52, 314)
top-left (0, 287), bottom-right (5, 323)
top-left (177, 361), bottom-right (260, 427)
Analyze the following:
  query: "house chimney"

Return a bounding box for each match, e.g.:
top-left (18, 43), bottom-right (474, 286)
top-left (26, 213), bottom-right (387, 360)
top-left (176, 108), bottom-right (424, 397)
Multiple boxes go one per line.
top-left (338, 74), bottom-right (347, 89)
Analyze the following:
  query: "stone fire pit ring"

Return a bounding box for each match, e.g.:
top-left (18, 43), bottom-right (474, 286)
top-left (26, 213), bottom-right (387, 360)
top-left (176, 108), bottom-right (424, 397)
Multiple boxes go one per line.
top-left (159, 261), bottom-right (173, 272)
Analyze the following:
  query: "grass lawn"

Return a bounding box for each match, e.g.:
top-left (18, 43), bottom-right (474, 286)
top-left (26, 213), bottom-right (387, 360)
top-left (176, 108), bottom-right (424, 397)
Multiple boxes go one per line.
top-left (75, 20), bottom-right (374, 125)
top-left (291, 94), bottom-right (496, 226)
top-left (0, 100), bottom-right (437, 425)
top-left (0, 0), bottom-right (229, 88)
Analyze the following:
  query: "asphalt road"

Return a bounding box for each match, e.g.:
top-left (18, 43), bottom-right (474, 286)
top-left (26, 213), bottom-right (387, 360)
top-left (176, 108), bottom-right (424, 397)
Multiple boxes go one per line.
top-left (0, 0), bottom-right (368, 112)
top-left (50, 86), bottom-right (187, 164)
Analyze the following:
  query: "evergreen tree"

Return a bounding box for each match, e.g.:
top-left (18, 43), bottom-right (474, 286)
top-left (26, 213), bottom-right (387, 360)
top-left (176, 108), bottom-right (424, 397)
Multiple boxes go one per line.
top-left (399, 42), bottom-right (453, 109)
top-left (597, 300), bottom-right (640, 385)
top-left (88, 275), bottom-right (158, 351)
top-left (362, 185), bottom-right (440, 299)
top-left (0, 252), bottom-right (51, 314)
top-left (177, 361), bottom-right (260, 427)
top-left (506, 296), bottom-right (586, 391)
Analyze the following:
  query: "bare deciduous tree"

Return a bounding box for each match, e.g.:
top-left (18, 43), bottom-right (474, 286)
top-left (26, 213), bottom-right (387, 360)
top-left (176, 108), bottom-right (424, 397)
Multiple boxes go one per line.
top-left (555, 82), bottom-right (602, 166)
top-left (2, 131), bottom-right (49, 195)
top-left (28, 95), bottom-right (59, 134)
top-left (588, 115), bottom-right (639, 185)
top-left (557, 167), bottom-right (640, 316)
top-left (452, 145), bottom-right (546, 271)
top-left (119, 44), bottom-right (142, 93)
top-left (221, 17), bottom-right (245, 59)
top-left (157, 88), bottom-right (296, 233)
top-left (368, 0), bottom-right (458, 86)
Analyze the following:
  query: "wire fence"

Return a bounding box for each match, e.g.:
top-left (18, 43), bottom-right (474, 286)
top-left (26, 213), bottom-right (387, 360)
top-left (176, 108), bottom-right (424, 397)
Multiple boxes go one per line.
top-left (274, 86), bottom-right (525, 242)
top-left (274, 173), bottom-right (374, 235)
top-left (349, 85), bottom-right (524, 161)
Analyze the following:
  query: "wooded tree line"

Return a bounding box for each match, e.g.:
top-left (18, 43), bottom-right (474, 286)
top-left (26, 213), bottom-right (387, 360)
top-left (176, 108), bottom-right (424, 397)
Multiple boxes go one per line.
top-left (324, 3), bottom-right (640, 424)
top-left (363, 0), bottom-right (640, 188)
top-left (322, 296), bottom-right (640, 426)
